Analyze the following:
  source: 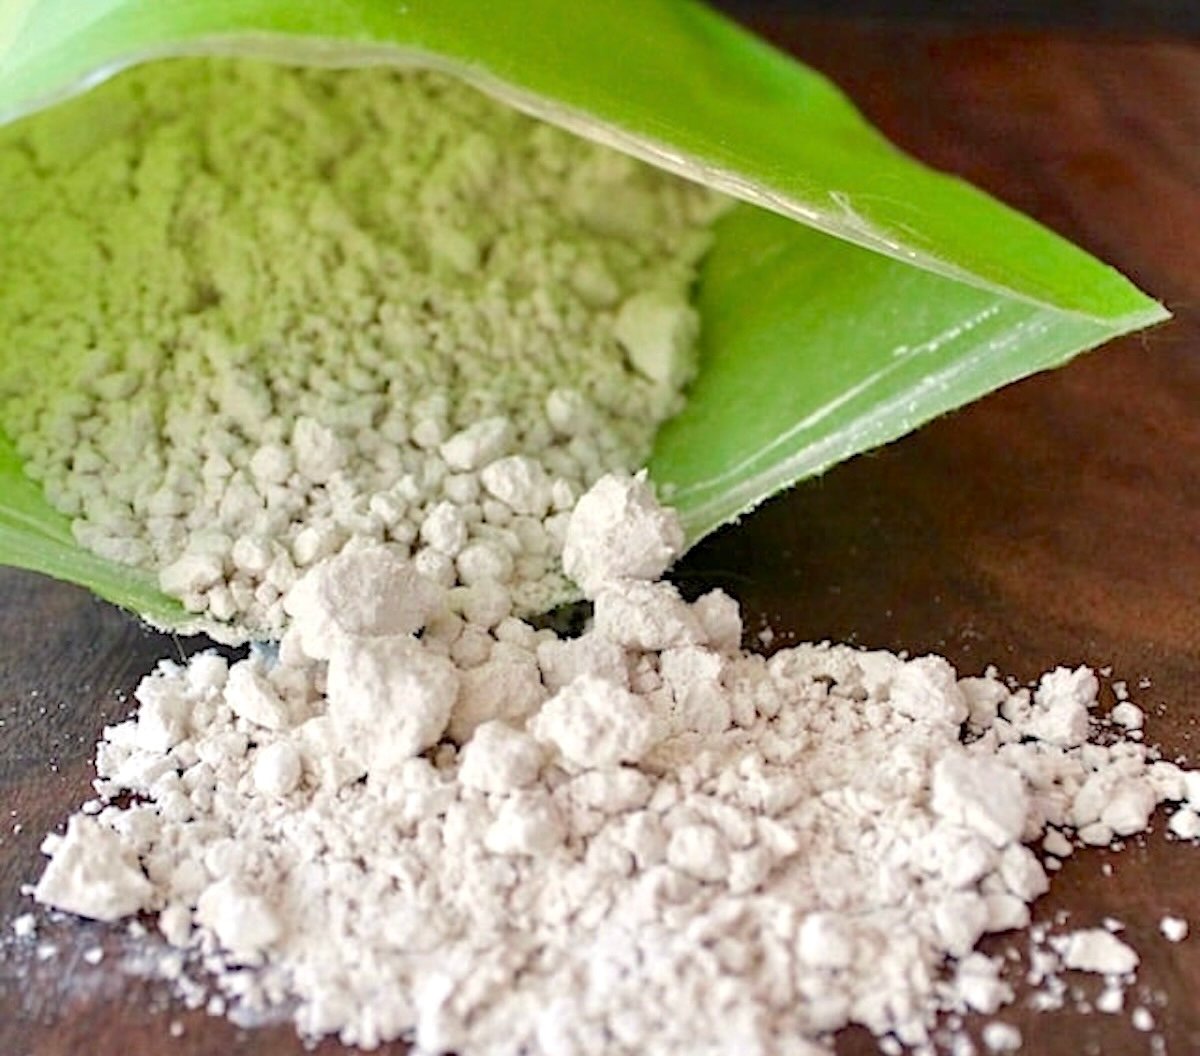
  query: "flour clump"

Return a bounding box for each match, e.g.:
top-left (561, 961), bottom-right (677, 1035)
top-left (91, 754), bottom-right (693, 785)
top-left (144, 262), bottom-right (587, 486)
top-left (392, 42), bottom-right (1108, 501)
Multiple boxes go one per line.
top-left (1057, 929), bottom-right (1140, 975)
top-left (561, 470), bottom-right (685, 595)
top-left (33, 816), bottom-right (152, 923)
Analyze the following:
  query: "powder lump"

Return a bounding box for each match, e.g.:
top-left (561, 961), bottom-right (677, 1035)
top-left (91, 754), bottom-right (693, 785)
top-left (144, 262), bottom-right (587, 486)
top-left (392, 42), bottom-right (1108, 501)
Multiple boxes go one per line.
top-left (31, 473), bottom-right (1200, 1055)
top-left (980, 1022), bottom-right (1022, 1053)
top-left (0, 58), bottom-right (725, 637)
top-left (1055, 929), bottom-right (1140, 976)
top-left (1159, 916), bottom-right (1188, 943)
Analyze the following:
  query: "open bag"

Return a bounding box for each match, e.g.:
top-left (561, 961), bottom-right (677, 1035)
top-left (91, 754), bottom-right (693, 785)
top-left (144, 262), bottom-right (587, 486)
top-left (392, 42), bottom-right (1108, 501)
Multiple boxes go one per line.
top-left (0, 0), bottom-right (1167, 630)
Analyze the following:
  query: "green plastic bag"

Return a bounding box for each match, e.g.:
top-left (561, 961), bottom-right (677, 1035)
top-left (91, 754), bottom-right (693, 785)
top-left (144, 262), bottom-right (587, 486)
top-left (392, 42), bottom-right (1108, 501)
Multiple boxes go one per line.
top-left (0, 0), bottom-right (1167, 630)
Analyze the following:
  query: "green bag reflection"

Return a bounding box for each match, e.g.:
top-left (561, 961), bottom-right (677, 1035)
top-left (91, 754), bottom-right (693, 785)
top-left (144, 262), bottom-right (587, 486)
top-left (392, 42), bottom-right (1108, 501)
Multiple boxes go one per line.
top-left (0, 0), bottom-right (1167, 631)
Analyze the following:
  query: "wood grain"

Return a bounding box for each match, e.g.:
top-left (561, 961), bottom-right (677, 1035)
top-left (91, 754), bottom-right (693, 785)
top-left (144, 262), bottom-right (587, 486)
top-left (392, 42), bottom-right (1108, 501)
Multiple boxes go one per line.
top-left (2, 17), bottom-right (1198, 1056)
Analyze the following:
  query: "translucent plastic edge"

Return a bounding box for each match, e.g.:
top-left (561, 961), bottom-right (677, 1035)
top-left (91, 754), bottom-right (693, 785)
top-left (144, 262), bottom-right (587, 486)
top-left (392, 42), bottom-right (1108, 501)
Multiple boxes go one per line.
top-left (0, 32), bottom-right (1171, 328)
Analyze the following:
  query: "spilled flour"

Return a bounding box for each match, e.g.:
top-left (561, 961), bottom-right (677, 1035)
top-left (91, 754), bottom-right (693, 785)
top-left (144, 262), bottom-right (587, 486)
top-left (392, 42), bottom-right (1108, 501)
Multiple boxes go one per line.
top-left (29, 474), bottom-right (1200, 1054)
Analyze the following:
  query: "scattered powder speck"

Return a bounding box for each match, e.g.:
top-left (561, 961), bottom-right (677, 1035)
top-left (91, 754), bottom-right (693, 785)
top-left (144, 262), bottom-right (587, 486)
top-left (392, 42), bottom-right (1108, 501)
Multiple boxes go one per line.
top-left (981, 1021), bottom-right (1022, 1053)
top-left (1158, 916), bottom-right (1188, 943)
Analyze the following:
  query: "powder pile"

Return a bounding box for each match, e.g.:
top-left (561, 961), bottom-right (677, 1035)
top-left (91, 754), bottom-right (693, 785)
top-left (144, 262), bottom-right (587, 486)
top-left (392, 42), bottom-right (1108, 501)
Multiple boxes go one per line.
top-left (0, 59), bottom-right (724, 636)
top-left (31, 474), bottom-right (1200, 1054)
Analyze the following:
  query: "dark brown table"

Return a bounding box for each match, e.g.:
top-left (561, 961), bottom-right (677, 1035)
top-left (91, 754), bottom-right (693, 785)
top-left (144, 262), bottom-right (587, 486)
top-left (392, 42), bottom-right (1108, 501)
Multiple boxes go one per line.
top-left (2, 13), bottom-right (1197, 1056)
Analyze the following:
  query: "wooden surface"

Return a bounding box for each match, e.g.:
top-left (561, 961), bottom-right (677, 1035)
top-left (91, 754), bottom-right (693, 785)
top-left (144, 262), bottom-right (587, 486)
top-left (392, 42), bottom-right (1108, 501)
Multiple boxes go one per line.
top-left (721, 0), bottom-right (1200, 35)
top-left (2, 15), bottom-right (1199, 1056)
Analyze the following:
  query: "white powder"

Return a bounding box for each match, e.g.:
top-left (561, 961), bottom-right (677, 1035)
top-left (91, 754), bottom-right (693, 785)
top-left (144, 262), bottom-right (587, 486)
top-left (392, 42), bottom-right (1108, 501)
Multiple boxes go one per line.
top-left (1132, 1007), bottom-right (1156, 1032)
top-left (1042, 829), bottom-right (1073, 858)
top-left (29, 473), bottom-right (1200, 1054)
top-left (33, 816), bottom-right (154, 923)
top-left (1056, 928), bottom-right (1140, 976)
top-left (0, 59), bottom-right (725, 638)
top-left (1168, 808), bottom-right (1200, 840)
top-left (1110, 702), bottom-right (1145, 730)
top-left (1159, 916), bottom-right (1188, 943)
top-left (981, 1022), bottom-right (1022, 1053)
top-left (530, 675), bottom-right (661, 769)
top-left (931, 753), bottom-right (1028, 847)
top-left (560, 471), bottom-right (684, 595)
